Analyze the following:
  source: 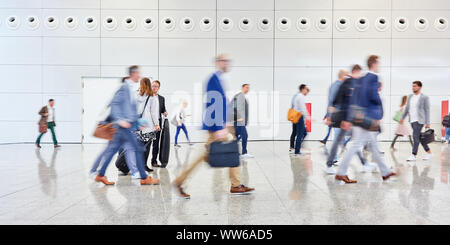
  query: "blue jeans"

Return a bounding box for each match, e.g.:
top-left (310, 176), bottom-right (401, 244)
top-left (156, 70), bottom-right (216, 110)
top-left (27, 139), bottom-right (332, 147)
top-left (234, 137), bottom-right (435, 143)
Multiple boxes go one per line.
top-left (446, 127), bottom-right (450, 141)
top-left (175, 123), bottom-right (190, 145)
top-left (92, 127), bottom-right (147, 179)
top-left (234, 122), bottom-right (248, 154)
top-left (295, 117), bottom-right (307, 154)
top-left (90, 142), bottom-right (139, 175)
top-left (322, 126), bottom-right (332, 142)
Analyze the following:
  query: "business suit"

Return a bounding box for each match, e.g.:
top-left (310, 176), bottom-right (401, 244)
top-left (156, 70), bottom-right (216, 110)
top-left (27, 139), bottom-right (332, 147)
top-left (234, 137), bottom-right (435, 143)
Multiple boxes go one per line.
top-left (36, 106), bottom-right (58, 146)
top-left (91, 82), bottom-right (148, 179)
top-left (150, 94), bottom-right (167, 166)
top-left (401, 93), bottom-right (431, 155)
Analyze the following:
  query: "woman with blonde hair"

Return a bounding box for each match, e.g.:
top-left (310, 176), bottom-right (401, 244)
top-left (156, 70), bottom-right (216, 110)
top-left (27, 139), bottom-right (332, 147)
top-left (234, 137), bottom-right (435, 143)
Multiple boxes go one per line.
top-left (391, 95), bottom-right (413, 150)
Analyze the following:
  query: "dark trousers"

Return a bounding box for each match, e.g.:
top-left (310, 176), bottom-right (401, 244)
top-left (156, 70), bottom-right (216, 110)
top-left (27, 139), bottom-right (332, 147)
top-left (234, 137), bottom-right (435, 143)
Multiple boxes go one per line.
top-left (411, 122), bottom-right (430, 155)
top-left (290, 123), bottom-right (297, 149)
top-left (234, 122), bottom-right (248, 154)
top-left (94, 127), bottom-right (147, 179)
top-left (151, 130), bottom-right (161, 164)
top-left (294, 117), bottom-right (307, 154)
top-left (36, 122), bottom-right (58, 145)
top-left (391, 134), bottom-right (413, 148)
top-left (326, 128), bottom-right (366, 167)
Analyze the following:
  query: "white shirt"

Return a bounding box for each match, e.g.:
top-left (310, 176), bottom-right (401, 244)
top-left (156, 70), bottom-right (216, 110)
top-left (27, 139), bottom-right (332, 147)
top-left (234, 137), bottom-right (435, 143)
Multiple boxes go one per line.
top-left (293, 93), bottom-right (309, 117)
top-left (409, 93), bottom-right (421, 123)
top-left (47, 106), bottom-right (55, 122)
top-left (154, 94), bottom-right (160, 119)
top-left (137, 94), bottom-right (159, 133)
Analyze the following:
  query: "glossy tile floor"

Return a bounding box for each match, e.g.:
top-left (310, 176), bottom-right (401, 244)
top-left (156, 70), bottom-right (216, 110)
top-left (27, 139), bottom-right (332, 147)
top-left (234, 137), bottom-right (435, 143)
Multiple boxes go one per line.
top-left (1, 140), bottom-right (449, 225)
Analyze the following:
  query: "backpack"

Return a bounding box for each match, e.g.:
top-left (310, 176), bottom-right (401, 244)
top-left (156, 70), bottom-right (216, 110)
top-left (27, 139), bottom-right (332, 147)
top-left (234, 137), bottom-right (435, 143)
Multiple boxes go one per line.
top-left (443, 115), bottom-right (450, 127)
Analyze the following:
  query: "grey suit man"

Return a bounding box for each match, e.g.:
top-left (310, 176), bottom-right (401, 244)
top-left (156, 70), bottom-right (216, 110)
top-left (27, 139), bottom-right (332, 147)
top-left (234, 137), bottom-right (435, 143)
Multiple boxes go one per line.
top-left (400, 81), bottom-right (432, 162)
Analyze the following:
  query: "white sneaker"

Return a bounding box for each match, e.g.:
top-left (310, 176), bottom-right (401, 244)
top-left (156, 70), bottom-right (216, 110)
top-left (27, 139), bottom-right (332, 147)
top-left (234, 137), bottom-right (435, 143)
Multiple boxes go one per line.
top-left (422, 153), bottom-right (432, 160)
top-left (362, 162), bottom-right (377, 173)
top-left (406, 155), bottom-right (417, 162)
top-left (326, 166), bottom-right (336, 175)
top-left (131, 173), bottom-right (141, 179)
top-left (241, 154), bottom-right (254, 159)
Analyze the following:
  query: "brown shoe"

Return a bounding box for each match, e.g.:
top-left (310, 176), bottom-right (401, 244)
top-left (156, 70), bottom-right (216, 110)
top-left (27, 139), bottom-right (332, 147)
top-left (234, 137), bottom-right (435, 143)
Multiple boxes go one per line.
top-left (54, 144), bottom-right (61, 148)
top-left (335, 175), bottom-right (357, 184)
top-left (140, 176), bottom-right (160, 185)
top-left (174, 184), bottom-right (190, 199)
top-left (382, 172), bottom-right (397, 181)
top-left (95, 175), bottom-right (115, 185)
top-left (36, 144), bottom-right (41, 149)
top-left (230, 185), bottom-right (255, 194)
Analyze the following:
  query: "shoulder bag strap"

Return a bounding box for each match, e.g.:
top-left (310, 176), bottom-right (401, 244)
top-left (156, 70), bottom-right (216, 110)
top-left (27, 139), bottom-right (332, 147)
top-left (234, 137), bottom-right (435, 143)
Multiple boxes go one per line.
top-left (140, 95), bottom-right (151, 118)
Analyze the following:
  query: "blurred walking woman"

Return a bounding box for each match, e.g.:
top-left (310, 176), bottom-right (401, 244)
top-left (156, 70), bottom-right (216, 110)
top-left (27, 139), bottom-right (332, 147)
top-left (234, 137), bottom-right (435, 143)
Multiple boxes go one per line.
top-left (391, 95), bottom-right (413, 150)
top-left (137, 77), bottom-right (161, 172)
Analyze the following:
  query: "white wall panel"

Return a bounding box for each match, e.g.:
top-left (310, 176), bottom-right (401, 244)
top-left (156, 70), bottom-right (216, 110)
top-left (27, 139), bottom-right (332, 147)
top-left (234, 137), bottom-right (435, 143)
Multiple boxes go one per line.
top-left (0, 0), bottom-right (41, 9)
top-left (161, 0), bottom-right (216, 10)
top-left (101, 0), bottom-right (158, 10)
top-left (0, 37), bottom-right (42, 65)
top-left (334, 0), bottom-right (391, 10)
top-left (43, 0), bottom-right (100, 9)
top-left (218, 0), bottom-right (274, 10)
top-left (393, 0), bottom-right (450, 10)
top-left (101, 66), bottom-right (158, 79)
top-left (101, 10), bottom-right (158, 38)
top-left (42, 9), bottom-right (100, 37)
top-left (333, 39), bottom-right (391, 67)
top-left (42, 94), bottom-right (82, 122)
top-left (222, 67), bottom-right (273, 92)
top-left (274, 67), bottom-right (332, 95)
top-left (0, 122), bottom-right (37, 144)
top-left (39, 122), bottom-right (81, 143)
top-left (217, 39), bottom-right (273, 67)
top-left (275, 39), bottom-right (332, 67)
top-left (159, 10), bottom-right (216, 38)
top-left (392, 39), bottom-right (450, 66)
top-left (0, 93), bottom-right (42, 121)
top-left (160, 39), bottom-right (215, 66)
top-left (217, 11), bottom-right (273, 39)
top-left (333, 11), bottom-right (391, 38)
top-left (43, 66), bottom-right (100, 94)
top-left (43, 37), bottom-right (100, 65)
top-left (391, 68), bottom-right (450, 96)
top-left (101, 38), bottom-right (157, 66)
top-left (0, 65), bottom-right (42, 93)
top-left (275, 0), bottom-right (332, 10)
top-left (392, 11), bottom-right (450, 38)
top-left (158, 67), bottom-right (214, 94)
top-left (274, 11), bottom-right (332, 38)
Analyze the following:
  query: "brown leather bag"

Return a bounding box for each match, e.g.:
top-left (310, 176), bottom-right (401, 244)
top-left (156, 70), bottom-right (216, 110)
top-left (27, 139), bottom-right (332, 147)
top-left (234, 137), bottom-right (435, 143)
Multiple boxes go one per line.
top-left (93, 123), bottom-right (117, 141)
top-left (39, 123), bottom-right (48, 133)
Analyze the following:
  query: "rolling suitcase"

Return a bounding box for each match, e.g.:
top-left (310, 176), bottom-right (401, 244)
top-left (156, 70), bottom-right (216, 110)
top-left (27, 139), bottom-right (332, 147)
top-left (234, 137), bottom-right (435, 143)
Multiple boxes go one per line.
top-left (158, 117), bottom-right (170, 167)
top-left (420, 129), bottom-right (435, 145)
top-left (115, 149), bottom-right (129, 175)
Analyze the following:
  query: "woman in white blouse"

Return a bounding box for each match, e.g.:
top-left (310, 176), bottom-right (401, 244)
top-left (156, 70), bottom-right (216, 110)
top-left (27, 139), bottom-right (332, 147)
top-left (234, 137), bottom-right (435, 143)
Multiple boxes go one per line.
top-left (137, 77), bottom-right (160, 171)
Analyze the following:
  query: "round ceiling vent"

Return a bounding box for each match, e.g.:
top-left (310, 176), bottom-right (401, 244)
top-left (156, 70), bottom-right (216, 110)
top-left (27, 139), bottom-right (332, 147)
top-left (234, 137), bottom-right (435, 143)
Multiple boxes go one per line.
top-left (336, 17), bottom-right (349, 31)
top-left (103, 16), bottom-right (118, 31)
top-left (238, 18), bottom-right (253, 32)
top-left (414, 17), bottom-right (429, 31)
top-left (219, 17), bottom-right (233, 31)
top-left (142, 17), bottom-right (156, 31)
top-left (355, 17), bottom-right (369, 31)
top-left (316, 17), bottom-right (329, 31)
top-left (200, 17), bottom-right (214, 32)
top-left (277, 17), bottom-right (291, 31)
top-left (162, 17), bottom-right (176, 31)
top-left (258, 18), bottom-right (272, 32)
top-left (26, 16), bottom-right (40, 30)
top-left (122, 16), bottom-right (137, 31)
top-left (64, 16), bottom-right (78, 30)
top-left (394, 17), bottom-right (408, 32)
top-left (180, 17), bottom-right (194, 31)
top-left (434, 17), bottom-right (448, 31)
top-left (6, 16), bottom-right (20, 30)
top-left (45, 16), bottom-right (59, 30)
top-left (375, 17), bottom-right (388, 31)
top-left (296, 17), bottom-right (311, 32)
top-left (84, 16), bottom-right (97, 31)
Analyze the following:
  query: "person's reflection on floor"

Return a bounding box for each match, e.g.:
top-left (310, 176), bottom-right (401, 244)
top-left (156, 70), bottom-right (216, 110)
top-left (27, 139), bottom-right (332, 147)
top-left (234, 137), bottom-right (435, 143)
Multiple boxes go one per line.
top-left (88, 184), bottom-right (119, 224)
top-left (36, 149), bottom-right (58, 197)
top-left (408, 166), bottom-right (434, 218)
top-left (440, 146), bottom-right (450, 184)
top-left (289, 155), bottom-right (312, 201)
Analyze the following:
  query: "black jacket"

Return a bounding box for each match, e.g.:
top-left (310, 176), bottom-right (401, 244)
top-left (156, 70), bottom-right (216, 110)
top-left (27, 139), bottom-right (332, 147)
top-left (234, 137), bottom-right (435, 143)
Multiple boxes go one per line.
top-left (157, 95), bottom-right (167, 121)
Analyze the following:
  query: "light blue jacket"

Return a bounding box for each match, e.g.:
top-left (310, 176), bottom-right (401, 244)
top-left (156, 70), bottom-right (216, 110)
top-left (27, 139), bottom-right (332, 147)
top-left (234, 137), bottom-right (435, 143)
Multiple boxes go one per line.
top-left (109, 83), bottom-right (138, 129)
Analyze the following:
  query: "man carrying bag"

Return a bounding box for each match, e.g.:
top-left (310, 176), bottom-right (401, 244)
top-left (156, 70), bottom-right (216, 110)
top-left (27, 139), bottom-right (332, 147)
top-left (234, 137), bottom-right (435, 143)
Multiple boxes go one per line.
top-left (172, 54), bottom-right (254, 199)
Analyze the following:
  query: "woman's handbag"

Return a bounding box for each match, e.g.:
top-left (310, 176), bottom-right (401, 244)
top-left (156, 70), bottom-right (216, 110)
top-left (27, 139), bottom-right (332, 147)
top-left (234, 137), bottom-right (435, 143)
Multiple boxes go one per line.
top-left (134, 130), bottom-right (156, 143)
top-left (93, 122), bottom-right (117, 141)
top-left (393, 110), bottom-right (402, 122)
top-left (208, 140), bottom-right (240, 168)
top-left (39, 123), bottom-right (48, 133)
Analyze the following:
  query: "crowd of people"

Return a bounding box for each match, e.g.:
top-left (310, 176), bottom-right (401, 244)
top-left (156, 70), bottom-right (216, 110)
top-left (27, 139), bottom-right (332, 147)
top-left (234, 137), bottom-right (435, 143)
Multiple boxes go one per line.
top-left (34, 53), bottom-right (449, 198)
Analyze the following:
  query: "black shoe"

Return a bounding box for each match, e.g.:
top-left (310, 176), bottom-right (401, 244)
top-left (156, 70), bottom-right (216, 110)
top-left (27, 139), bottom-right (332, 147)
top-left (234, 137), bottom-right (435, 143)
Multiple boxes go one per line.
top-left (160, 164), bottom-right (167, 168)
top-left (151, 162), bottom-right (159, 167)
top-left (320, 140), bottom-right (326, 145)
top-left (145, 166), bottom-right (153, 172)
